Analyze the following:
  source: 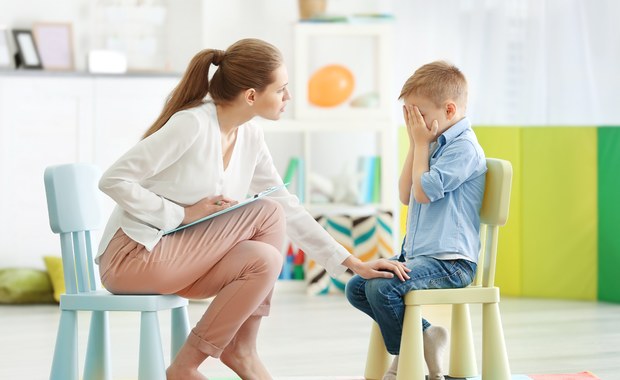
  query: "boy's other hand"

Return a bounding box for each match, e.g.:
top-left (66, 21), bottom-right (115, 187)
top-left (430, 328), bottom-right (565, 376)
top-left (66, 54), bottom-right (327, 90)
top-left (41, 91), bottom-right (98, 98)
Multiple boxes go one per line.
top-left (404, 105), bottom-right (438, 146)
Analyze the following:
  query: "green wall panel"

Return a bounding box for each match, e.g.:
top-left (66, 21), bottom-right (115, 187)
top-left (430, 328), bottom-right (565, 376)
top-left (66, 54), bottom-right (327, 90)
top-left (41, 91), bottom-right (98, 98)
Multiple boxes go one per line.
top-left (598, 127), bottom-right (620, 302)
top-left (474, 127), bottom-right (523, 296)
top-left (521, 128), bottom-right (598, 300)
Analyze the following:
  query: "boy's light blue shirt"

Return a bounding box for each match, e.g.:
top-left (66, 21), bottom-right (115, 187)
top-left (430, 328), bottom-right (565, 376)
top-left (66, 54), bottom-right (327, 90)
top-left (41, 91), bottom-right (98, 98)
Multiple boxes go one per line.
top-left (402, 117), bottom-right (487, 263)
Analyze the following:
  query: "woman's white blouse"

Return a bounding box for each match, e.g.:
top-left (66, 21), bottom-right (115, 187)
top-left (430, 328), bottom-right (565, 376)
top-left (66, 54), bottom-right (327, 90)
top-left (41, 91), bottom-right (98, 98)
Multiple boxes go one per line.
top-left (96, 101), bottom-right (349, 277)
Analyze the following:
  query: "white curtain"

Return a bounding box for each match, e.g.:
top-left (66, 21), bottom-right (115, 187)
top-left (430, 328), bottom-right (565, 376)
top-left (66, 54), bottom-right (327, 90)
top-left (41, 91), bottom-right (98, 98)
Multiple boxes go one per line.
top-left (390, 0), bottom-right (618, 125)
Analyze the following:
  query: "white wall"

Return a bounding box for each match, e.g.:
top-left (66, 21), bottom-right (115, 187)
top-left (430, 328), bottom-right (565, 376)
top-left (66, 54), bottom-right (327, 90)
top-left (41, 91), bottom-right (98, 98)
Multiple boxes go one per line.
top-left (200, 0), bottom-right (620, 125)
top-left (0, 0), bottom-right (203, 72)
top-left (2, 0), bottom-right (618, 124)
top-left (0, 0), bottom-right (91, 70)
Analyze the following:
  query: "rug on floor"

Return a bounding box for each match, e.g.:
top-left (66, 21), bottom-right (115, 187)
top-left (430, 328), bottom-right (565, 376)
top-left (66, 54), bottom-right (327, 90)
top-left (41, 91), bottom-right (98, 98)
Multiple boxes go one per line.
top-left (212, 373), bottom-right (599, 380)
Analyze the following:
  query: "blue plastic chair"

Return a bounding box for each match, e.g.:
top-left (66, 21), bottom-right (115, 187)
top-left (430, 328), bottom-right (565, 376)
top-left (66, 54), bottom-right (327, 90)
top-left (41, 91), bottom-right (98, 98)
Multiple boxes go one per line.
top-left (44, 163), bottom-right (190, 380)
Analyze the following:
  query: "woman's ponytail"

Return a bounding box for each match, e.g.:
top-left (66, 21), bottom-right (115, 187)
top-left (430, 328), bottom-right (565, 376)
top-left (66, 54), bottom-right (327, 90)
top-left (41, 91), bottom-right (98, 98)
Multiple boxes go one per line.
top-left (143, 49), bottom-right (222, 138)
top-left (143, 39), bottom-right (282, 139)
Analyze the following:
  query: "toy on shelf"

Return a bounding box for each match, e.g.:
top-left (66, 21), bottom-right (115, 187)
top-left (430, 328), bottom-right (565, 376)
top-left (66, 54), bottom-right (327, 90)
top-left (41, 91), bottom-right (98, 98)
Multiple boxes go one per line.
top-left (350, 92), bottom-right (380, 108)
top-left (307, 156), bottom-right (381, 205)
top-left (308, 64), bottom-right (355, 107)
top-left (283, 156), bottom-right (305, 203)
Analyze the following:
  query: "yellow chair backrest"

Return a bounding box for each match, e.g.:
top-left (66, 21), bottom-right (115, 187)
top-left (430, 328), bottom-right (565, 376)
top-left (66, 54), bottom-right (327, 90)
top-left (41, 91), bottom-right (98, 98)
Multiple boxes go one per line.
top-left (472, 158), bottom-right (513, 288)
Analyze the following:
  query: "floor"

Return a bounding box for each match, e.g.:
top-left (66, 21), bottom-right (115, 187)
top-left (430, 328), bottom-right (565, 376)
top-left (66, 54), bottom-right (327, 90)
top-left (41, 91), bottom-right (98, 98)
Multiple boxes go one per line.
top-left (1, 281), bottom-right (619, 380)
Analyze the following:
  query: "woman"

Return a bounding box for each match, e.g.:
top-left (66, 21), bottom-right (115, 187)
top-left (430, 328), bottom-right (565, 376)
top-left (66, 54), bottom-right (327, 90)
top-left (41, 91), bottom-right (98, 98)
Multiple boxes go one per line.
top-left (96, 38), bottom-right (410, 380)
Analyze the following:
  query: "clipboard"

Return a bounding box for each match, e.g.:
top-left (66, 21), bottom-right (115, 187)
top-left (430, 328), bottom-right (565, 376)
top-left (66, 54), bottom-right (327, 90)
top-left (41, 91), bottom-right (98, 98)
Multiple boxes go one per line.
top-left (163, 184), bottom-right (287, 235)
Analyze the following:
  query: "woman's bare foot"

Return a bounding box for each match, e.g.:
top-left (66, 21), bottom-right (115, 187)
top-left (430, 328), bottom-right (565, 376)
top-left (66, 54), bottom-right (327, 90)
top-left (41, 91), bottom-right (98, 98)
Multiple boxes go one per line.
top-left (166, 363), bottom-right (208, 380)
top-left (166, 342), bottom-right (209, 380)
top-left (220, 347), bottom-right (272, 380)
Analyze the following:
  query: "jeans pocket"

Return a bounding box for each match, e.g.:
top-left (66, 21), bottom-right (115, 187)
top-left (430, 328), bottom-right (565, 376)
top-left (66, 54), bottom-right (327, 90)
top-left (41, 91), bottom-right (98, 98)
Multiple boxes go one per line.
top-left (458, 262), bottom-right (477, 286)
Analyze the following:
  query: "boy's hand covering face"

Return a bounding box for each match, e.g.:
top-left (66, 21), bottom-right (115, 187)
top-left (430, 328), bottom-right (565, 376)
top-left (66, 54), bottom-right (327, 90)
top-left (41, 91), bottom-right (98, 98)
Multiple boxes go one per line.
top-left (404, 104), bottom-right (438, 145)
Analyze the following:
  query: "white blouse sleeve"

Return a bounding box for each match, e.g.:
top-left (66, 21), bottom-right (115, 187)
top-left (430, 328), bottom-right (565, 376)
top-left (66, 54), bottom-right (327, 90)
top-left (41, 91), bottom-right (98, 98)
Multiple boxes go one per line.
top-left (98, 112), bottom-right (199, 231)
top-left (249, 128), bottom-right (350, 277)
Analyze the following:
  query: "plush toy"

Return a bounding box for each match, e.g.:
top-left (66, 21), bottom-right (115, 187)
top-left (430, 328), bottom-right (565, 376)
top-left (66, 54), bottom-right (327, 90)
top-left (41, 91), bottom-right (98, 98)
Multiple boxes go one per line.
top-left (308, 162), bottom-right (362, 205)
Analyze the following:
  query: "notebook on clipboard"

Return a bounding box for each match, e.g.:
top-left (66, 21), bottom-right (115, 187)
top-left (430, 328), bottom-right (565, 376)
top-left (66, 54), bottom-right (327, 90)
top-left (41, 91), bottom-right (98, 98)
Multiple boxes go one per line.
top-left (163, 183), bottom-right (287, 235)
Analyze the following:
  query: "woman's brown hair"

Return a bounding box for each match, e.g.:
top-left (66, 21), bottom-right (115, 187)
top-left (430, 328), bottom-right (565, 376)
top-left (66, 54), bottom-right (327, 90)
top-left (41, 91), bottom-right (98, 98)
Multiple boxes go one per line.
top-left (143, 38), bottom-right (283, 138)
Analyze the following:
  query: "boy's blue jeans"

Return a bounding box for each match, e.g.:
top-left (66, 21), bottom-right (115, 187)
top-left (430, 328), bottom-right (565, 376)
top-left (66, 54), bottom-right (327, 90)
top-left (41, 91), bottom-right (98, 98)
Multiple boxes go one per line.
top-left (345, 255), bottom-right (477, 355)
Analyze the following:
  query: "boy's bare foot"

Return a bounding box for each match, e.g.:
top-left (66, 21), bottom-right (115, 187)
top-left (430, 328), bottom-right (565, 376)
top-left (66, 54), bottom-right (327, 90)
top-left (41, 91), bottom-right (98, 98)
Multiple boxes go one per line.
top-left (166, 364), bottom-right (208, 380)
top-left (382, 355), bottom-right (398, 380)
top-left (424, 325), bottom-right (448, 380)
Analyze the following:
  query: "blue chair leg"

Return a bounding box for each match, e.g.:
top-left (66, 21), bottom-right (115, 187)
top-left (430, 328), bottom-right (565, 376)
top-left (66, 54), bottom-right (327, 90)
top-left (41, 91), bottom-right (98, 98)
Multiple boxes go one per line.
top-left (50, 310), bottom-right (79, 380)
top-left (84, 311), bottom-right (112, 380)
top-left (170, 306), bottom-right (190, 360)
top-left (138, 311), bottom-right (166, 380)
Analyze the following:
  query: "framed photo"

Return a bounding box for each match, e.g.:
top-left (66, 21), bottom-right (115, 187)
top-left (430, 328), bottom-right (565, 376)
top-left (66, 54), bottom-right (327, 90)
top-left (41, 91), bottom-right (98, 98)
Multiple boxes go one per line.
top-left (12, 29), bottom-right (42, 69)
top-left (33, 22), bottom-right (74, 71)
top-left (0, 27), bottom-right (14, 69)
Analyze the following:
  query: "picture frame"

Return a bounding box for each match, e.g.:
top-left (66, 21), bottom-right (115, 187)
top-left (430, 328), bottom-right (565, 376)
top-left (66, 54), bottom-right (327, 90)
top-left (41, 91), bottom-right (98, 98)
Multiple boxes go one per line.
top-left (0, 26), bottom-right (14, 69)
top-left (33, 22), bottom-right (74, 71)
top-left (12, 29), bottom-right (42, 69)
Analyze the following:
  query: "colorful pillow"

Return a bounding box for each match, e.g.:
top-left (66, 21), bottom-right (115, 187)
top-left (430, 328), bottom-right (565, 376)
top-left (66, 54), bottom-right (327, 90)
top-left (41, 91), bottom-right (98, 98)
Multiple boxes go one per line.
top-left (306, 211), bottom-right (394, 295)
top-left (43, 256), bottom-right (65, 302)
top-left (0, 268), bottom-right (55, 304)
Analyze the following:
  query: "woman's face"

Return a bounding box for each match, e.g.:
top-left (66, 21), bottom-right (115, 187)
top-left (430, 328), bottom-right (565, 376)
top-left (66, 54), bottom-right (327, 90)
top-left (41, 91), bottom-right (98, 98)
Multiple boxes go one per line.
top-left (254, 64), bottom-right (291, 120)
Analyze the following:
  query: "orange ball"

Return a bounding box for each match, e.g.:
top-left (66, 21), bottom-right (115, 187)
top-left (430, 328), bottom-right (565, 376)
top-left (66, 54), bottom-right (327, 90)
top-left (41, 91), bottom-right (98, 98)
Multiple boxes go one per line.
top-left (308, 64), bottom-right (355, 107)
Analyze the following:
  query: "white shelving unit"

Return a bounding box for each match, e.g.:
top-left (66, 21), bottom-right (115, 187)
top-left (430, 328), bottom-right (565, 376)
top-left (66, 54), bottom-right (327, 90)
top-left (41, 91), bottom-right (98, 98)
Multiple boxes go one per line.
top-left (264, 22), bottom-right (399, 248)
top-left (293, 22), bottom-right (394, 121)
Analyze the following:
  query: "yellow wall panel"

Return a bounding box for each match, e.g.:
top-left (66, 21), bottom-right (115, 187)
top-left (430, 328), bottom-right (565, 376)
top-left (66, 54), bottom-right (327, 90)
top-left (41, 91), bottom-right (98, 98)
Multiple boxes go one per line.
top-left (398, 127), bottom-right (409, 240)
top-left (521, 128), bottom-right (597, 300)
top-left (473, 127), bottom-right (523, 296)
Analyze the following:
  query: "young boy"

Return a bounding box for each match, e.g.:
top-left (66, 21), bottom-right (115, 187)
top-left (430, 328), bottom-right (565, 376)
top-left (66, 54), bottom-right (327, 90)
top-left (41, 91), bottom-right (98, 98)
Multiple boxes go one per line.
top-left (345, 61), bottom-right (487, 380)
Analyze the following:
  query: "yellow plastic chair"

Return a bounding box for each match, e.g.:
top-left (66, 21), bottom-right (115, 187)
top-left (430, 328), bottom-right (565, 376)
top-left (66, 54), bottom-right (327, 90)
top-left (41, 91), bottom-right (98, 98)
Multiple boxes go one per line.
top-left (44, 163), bottom-right (191, 380)
top-left (365, 158), bottom-right (513, 380)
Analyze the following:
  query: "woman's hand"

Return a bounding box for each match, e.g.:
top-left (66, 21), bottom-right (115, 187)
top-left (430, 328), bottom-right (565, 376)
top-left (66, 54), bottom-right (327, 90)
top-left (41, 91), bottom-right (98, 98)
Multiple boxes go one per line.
top-left (343, 256), bottom-right (411, 281)
top-left (182, 195), bottom-right (238, 225)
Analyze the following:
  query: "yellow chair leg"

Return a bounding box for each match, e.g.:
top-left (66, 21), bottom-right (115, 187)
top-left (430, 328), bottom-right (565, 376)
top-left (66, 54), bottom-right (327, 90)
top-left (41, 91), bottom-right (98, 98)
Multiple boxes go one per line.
top-left (365, 322), bottom-right (391, 379)
top-left (482, 303), bottom-right (511, 380)
top-left (449, 303), bottom-right (478, 377)
top-left (397, 305), bottom-right (425, 380)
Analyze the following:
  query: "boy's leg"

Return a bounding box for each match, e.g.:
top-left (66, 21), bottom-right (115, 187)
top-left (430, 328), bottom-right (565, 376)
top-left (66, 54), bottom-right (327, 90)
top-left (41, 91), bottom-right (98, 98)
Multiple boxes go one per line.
top-left (424, 325), bottom-right (449, 380)
top-left (346, 273), bottom-right (432, 347)
top-left (363, 256), bottom-right (475, 354)
top-left (345, 274), bottom-right (375, 318)
top-left (382, 326), bottom-right (448, 380)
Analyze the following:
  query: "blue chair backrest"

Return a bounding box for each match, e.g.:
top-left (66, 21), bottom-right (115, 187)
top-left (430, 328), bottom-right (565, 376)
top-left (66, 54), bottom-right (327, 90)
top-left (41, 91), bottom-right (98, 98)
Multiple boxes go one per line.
top-left (44, 164), bottom-right (104, 294)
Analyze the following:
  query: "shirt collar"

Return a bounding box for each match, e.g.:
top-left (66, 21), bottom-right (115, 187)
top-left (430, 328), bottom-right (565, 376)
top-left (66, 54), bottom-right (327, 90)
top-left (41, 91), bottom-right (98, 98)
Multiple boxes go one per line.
top-left (437, 117), bottom-right (471, 146)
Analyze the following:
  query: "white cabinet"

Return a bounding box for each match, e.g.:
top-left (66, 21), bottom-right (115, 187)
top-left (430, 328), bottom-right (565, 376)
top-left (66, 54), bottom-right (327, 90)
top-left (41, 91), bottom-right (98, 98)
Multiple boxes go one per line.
top-left (0, 73), bottom-right (178, 268)
top-left (0, 76), bottom-right (93, 269)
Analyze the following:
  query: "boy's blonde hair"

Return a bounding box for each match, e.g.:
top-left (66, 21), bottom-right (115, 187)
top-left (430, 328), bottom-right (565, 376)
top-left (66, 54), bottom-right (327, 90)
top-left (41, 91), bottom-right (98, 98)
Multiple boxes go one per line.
top-left (399, 61), bottom-right (467, 109)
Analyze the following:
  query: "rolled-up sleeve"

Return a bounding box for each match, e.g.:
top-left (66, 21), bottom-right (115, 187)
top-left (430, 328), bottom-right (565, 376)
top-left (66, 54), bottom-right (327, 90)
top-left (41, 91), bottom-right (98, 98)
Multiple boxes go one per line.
top-left (249, 129), bottom-right (350, 277)
top-left (421, 141), bottom-right (479, 202)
